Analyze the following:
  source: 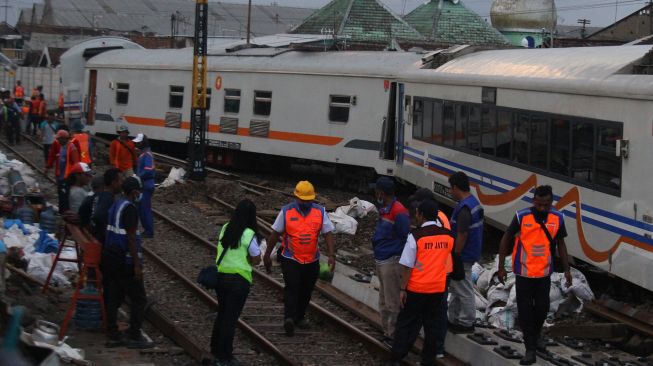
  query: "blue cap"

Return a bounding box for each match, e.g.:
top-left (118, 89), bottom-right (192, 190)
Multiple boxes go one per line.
top-left (371, 176), bottom-right (395, 194)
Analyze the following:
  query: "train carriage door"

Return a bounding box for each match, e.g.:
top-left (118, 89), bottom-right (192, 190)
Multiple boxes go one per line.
top-left (396, 83), bottom-right (405, 166)
top-left (380, 82), bottom-right (397, 161)
top-left (86, 70), bottom-right (97, 125)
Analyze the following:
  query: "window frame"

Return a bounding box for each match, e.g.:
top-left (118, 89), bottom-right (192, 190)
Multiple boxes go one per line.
top-left (115, 83), bottom-right (129, 105)
top-left (410, 96), bottom-right (623, 196)
top-left (169, 85), bottom-right (184, 109)
top-left (328, 94), bottom-right (352, 123)
top-left (224, 89), bottom-right (241, 114)
top-left (253, 90), bottom-right (272, 117)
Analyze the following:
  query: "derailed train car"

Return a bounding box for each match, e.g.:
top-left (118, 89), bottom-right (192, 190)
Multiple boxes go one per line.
top-left (66, 40), bottom-right (653, 291)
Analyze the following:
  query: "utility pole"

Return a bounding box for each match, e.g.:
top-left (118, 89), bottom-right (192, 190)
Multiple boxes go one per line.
top-left (550, 0), bottom-right (556, 48)
top-left (577, 18), bottom-right (591, 38)
top-left (649, 0), bottom-right (652, 36)
top-left (246, 0), bottom-right (252, 45)
top-left (188, 0), bottom-right (209, 181)
top-left (1, 0), bottom-right (10, 24)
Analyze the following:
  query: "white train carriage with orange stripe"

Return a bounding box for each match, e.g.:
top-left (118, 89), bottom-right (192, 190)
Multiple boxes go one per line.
top-left (395, 45), bottom-right (653, 291)
top-left (80, 45), bottom-right (423, 190)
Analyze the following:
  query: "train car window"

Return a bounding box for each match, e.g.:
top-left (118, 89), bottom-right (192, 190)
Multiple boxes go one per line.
top-left (467, 106), bottom-right (481, 152)
top-left (496, 110), bottom-right (512, 159)
top-left (481, 107), bottom-right (497, 156)
top-left (442, 102), bottom-right (455, 146)
top-left (513, 113), bottom-right (530, 165)
top-left (595, 123), bottom-right (622, 190)
top-left (254, 91), bottom-right (272, 116)
top-left (412, 99), bottom-right (423, 140)
top-left (454, 104), bottom-right (468, 148)
top-left (550, 118), bottom-right (571, 177)
top-left (224, 89), bottom-right (241, 114)
top-left (422, 99), bottom-right (434, 143)
top-left (116, 83), bottom-right (129, 105)
top-left (169, 86), bottom-right (184, 109)
top-left (530, 115), bottom-right (549, 170)
top-left (329, 95), bottom-right (351, 123)
top-left (571, 121), bottom-right (594, 183)
top-left (431, 100), bottom-right (443, 144)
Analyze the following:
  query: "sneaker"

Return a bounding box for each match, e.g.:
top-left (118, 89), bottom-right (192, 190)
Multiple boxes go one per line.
top-left (519, 350), bottom-right (536, 365)
top-left (436, 353), bottom-right (445, 359)
top-left (447, 321), bottom-right (474, 334)
top-left (126, 333), bottom-right (154, 349)
top-left (284, 318), bottom-right (295, 337)
top-left (295, 319), bottom-right (310, 330)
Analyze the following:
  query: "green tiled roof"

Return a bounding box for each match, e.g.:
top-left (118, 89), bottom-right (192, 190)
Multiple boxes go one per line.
top-left (291, 0), bottom-right (424, 43)
top-left (405, 0), bottom-right (509, 46)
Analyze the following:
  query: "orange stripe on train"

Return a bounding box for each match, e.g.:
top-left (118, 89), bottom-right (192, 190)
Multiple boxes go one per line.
top-left (124, 115), bottom-right (343, 146)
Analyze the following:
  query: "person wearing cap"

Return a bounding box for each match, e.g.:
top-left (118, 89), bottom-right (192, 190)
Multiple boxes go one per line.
top-left (66, 162), bottom-right (94, 213)
top-left (46, 130), bottom-right (81, 212)
top-left (263, 180), bottom-right (336, 336)
top-left (388, 200), bottom-right (454, 366)
top-left (71, 119), bottom-right (93, 165)
top-left (78, 175), bottom-right (105, 233)
top-left (371, 176), bottom-right (410, 346)
top-left (110, 125), bottom-right (137, 177)
top-left (133, 134), bottom-right (155, 238)
top-left (103, 176), bottom-right (152, 349)
top-left (39, 112), bottom-right (59, 162)
top-left (447, 172), bottom-right (484, 334)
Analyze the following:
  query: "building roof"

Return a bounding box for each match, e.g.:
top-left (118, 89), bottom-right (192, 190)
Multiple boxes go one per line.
top-left (0, 22), bottom-right (20, 36)
top-left (291, 0), bottom-right (424, 44)
top-left (587, 3), bottom-right (653, 41)
top-left (18, 0), bottom-right (315, 38)
top-left (404, 0), bottom-right (508, 46)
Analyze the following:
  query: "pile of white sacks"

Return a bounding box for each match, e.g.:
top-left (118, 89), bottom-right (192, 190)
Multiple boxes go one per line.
top-left (0, 153), bottom-right (39, 195)
top-left (471, 255), bottom-right (595, 329)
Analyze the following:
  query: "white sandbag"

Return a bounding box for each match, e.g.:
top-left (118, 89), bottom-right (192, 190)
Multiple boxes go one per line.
top-left (476, 268), bottom-right (496, 296)
top-left (3, 225), bottom-right (31, 248)
top-left (474, 287), bottom-right (489, 311)
top-left (160, 167), bottom-right (186, 188)
top-left (27, 253), bottom-right (71, 288)
top-left (471, 262), bottom-right (485, 284)
top-left (486, 283), bottom-right (511, 308)
top-left (327, 211), bottom-right (358, 235)
top-left (334, 197), bottom-right (376, 219)
top-left (488, 306), bottom-right (517, 330)
top-left (561, 268), bottom-right (595, 301)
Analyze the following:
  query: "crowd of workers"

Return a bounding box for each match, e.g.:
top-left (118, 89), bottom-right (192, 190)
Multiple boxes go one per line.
top-left (2, 79), bottom-right (573, 366)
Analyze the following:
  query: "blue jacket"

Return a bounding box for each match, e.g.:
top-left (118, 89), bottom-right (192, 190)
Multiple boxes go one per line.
top-left (137, 148), bottom-right (155, 190)
top-left (105, 198), bottom-right (142, 265)
top-left (371, 199), bottom-right (410, 261)
top-left (451, 195), bottom-right (484, 263)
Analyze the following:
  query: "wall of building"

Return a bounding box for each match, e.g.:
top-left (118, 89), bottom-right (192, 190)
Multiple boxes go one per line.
top-left (1, 67), bottom-right (61, 106)
top-left (590, 11), bottom-right (653, 42)
top-left (26, 33), bottom-right (91, 50)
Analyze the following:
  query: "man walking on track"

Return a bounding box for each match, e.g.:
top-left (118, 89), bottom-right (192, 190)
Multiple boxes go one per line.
top-left (133, 133), bottom-right (155, 238)
top-left (263, 180), bottom-right (336, 336)
top-left (498, 185), bottom-right (572, 365)
top-left (109, 125), bottom-right (137, 177)
top-left (71, 120), bottom-right (93, 165)
top-left (45, 130), bottom-right (80, 212)
top-left (388, 199), bottom-right (453, 366)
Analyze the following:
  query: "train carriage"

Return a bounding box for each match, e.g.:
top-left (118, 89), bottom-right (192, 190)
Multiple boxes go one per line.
top-left (395, 45), bottom-right (653, 291)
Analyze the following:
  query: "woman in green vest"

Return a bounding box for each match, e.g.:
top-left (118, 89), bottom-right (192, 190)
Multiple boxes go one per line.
top-left (210, 199), bottom-right (261, 366)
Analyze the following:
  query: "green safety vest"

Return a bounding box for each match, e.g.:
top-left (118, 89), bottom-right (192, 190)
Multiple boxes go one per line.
top-left (216, 224), bottom-right (256, 283)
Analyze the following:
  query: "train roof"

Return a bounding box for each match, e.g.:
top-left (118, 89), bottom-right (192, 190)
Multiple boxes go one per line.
top-left (85, 47), bottom-right (424, 78)
top-left (399, 45), bottom-right (653, 100)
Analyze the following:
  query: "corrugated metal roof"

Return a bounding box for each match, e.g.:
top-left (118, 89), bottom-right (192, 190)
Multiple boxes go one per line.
top-left (86, 47), bottom-right (424, 78)
top-left (22, 0), bottom-right (314, 37)
top-left (404, 0), bottom-right (508, 46)
top-left (291, 0), bottom-right (424, 44)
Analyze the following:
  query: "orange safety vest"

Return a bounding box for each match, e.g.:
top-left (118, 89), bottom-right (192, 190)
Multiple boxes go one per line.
top-left (52, 142), bottom-right (80, 179)
top-left (437, 211), bottom-right (454, 273)
top-left (280, 203), bottom-right (324, 264)
top-left (72, 133), bottom-right (92, 164)
top-left (58, 93), bottom-right (64, 109)
top-left (407, 224), bottom-right (454, 294)
top-left (14, 86), bottom-right (24, 98)
top-left (512, 209), bottom-right (563, 278)
top-left (39, 100), bottom-right (47, 117)
top-left (30, 99), bottom-right (40, 115)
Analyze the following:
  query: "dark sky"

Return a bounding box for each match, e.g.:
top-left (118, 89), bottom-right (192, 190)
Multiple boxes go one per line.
top-left (6, 0), bottom-right (650, 27)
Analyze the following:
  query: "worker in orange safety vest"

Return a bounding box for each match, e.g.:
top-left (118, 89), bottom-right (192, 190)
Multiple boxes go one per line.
top-left (388, 199), bottom-right (454, 366)
top-left (71, 120), bottom-right (93, 165)
top-left (263, 180), bottom-right (336, 337)
top-left (498, 185), bottom-right (572, 365)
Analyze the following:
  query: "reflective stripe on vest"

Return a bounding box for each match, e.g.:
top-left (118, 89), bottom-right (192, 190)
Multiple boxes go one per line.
top-left (73, 133), bottom-right (92, 164)
top-left (408, 225), bottom-right (454, 293)
top-left (216, 224), bottom-right (255, 283)
top-left (282, 203), bottom-right (323, 264)
top-left (106, 198), bottom-right (142, 264)
top-left (512, 210), bottom-right (561, 278)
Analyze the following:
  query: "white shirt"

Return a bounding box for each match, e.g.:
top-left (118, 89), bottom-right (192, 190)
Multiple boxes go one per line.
top-left (399, 220), bottom-right (442, 268)
top-left (248, 237), bottom-right (261, 257)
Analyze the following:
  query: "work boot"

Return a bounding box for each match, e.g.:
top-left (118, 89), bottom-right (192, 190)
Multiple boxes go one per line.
top-left (519, 350), bottom-right (536, 365)
top-left (126, 333), bottom-right (154, 349)
top-left (284, 318), bottom-right (295, 337)
top-left (447, 321), bottom-right (474, 334)
top-left (536, 338), bottom-right (547, 352)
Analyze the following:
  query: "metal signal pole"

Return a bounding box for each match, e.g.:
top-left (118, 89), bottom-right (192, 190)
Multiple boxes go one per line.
top-left (188, 0), bottom-right (209, 181)
top-left (246, 0), bottom-right (252, 45)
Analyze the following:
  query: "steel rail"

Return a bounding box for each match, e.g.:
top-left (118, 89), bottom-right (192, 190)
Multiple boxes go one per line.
top-left (584, 302), bottom-right (653, 338)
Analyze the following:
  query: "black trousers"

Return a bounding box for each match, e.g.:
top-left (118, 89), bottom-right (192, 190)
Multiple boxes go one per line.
top-left (210, 273), bottom-right (250, 361)
top-left (279, 254), bottom-right (319, 322)
top-left (102, 248), bottom-right (147, 338)
top-left (6, 119), bottom-right (20, 144)
top-left (43, 144), bottom-right (51, 163)
top-left (57, 180), bottom-right (69, 212)
top-left (391, 291), bottom-right (447, 365)
top-left (516, 275), bottom-right (551, 351)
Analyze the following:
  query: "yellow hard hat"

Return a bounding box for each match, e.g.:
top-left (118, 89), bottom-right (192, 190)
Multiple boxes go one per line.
top-left (294, 180), bottom-right (316, 201)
